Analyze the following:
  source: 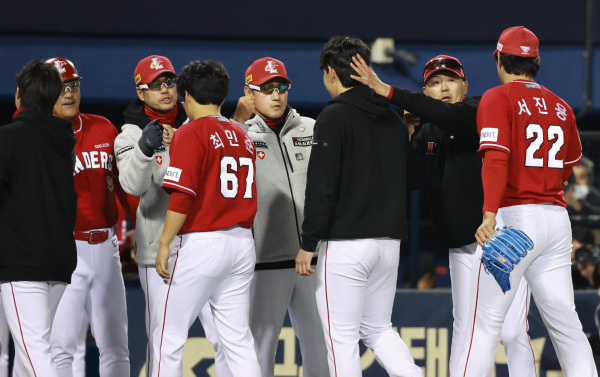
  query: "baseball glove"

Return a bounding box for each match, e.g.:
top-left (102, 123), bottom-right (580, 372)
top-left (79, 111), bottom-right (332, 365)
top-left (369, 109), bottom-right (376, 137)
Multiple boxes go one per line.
top-left (481, 226), bottom-right (534, 293)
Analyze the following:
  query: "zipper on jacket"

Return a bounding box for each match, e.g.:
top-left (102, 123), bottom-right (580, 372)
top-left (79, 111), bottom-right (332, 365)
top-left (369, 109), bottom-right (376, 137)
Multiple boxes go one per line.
top-left (279, 141), bottom-right (301, 244)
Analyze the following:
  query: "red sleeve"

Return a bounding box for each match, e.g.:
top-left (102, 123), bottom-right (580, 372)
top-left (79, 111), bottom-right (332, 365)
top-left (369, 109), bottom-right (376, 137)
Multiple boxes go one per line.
top-left (482, 149), bottom-right (509, 214)
top-left (115, 179), bottom-right (139, 226)
top-left (162, 123), bottom-right (204, 197)
top-left (477, 88), bottom-right (512, 157)
top-left (564, 108), bottom-right (582, 166)
top-left (167, 191), bottom-right (194, 214)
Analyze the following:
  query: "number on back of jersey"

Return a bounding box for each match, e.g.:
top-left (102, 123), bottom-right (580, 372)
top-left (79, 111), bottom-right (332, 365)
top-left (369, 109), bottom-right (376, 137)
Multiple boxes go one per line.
top-left (220, 156), bottom-right (255, 199)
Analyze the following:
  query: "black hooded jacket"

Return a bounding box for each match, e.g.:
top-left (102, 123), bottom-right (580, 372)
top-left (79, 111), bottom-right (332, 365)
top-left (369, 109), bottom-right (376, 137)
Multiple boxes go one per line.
top-left (0, 110), bottom-right (77, 282)
top-left (301, 85), bottom-right (409, 252)
top-left (390, 87), bottom-right (482, 248)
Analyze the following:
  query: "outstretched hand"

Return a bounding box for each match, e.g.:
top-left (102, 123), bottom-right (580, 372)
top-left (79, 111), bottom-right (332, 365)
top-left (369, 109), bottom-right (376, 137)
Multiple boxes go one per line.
top-left (350, 54), bottom-right (391, 98)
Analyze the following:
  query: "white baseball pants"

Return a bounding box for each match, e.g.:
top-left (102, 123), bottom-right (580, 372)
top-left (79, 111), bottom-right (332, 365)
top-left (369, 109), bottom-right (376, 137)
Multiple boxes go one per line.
top-left (152, 226), bottom-right (261, 377)
top-left (458, 204), bottom-right (598, 376)
top-left (51, 230), bottom-right (129, 377)
top-left (139, 264), bottom-right (227, 377)
top-left (315, 238), bottom-right (423, 377)
top-left (1, 281), bottom-right (65, 377)
top-left (448, 242), bottom-right (535, 377)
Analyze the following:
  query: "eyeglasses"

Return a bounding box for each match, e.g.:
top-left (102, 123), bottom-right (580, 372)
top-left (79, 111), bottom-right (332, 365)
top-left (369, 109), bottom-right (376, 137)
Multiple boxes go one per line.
top-left (62, 81), bottom-right (80, 93)
top-left (248, 82), bottom-right (291, 94)
top-left (139, 77), bottom-right (177, 91)
top-left (424, 57), bottom-right (463, 73)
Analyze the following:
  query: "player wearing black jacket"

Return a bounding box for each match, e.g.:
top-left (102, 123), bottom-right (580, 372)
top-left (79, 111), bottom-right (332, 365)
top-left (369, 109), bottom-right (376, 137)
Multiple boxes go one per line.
top-left (350, 54), bottom-right (537, 377)
top-left (296, 36), bottom-right (423, 377)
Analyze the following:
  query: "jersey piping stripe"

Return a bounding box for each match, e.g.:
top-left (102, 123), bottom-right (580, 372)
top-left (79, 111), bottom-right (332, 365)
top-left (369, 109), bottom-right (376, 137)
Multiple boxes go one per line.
top-left (157, 238), bottom-right (182, 377)
top-left (524, 284), bottom-right (537, 376)
top-left (479, 143), bottom-right (510, 153)
top-left (463, 263), bottom-right (483, 377)
top-left (163, 182), bottom-right (197, 197)
top-left (324, 241), bottom-right (338, 376)
top-left (565, 153), bottom-right (583, 165)
top-left (74, 115), bottom-right (83, 133)
top-left (145, 267), bottom-right (152, 376)
top-left (10, 282), bottom-right (38, 377)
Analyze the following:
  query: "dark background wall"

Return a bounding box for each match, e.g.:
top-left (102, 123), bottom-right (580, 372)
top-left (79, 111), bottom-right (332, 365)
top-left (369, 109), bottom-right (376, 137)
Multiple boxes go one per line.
top-left (1, 0), bottom-right (599, 129)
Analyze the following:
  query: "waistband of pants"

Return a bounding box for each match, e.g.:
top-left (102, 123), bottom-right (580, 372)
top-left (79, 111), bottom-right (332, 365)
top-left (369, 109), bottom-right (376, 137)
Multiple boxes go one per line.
top-left (74, 225), bottom-right (118, 244)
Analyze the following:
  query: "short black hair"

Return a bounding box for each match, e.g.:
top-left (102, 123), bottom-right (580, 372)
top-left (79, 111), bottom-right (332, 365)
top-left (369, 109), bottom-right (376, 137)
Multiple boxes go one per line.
top-left (177, 60), bottom-right (229, 106)
top-left (16, 59), bottom-right (62, 113)
top-left (319, 36), bottom-right (370, 88)
top-left (497, 52), bottom-right (541, 78)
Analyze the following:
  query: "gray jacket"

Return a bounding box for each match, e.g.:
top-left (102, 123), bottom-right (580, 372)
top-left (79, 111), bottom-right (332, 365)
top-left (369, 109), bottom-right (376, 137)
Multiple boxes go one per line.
top-left (238, 108), bottom-right (314, 264)
top-left (114, 124), bottom-right (175, 265)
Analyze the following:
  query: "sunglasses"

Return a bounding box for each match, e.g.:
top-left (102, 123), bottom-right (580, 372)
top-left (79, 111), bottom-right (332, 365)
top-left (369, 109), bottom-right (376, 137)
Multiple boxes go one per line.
top-left (139, 77), bottom-right (177, 91)
top-left (248, 82), bottom-right (291, 94)
top-left (62, 81), bottom-right (80, 93)
top-left (423, 57), bottom-right (463, 74)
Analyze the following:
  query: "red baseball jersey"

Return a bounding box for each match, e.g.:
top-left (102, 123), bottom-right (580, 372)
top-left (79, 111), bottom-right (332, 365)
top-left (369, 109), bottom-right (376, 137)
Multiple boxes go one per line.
top-left (73, 113), bottom-right (121, 230)
top-left (162, 115), bottom-right (257, 233)
top-left (477, 79), bottom-right (582, 208)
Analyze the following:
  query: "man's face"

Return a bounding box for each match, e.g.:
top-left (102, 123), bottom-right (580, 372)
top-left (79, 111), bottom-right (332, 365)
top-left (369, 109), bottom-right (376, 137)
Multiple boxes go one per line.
top-left (136, 74), bottom-right (177, 112)
top-left (423, 72), bottom-right (468, 104)
top-left (245, 79), bottom-right (289, 120)
top-left (53, 80), bottom-right (81, 121)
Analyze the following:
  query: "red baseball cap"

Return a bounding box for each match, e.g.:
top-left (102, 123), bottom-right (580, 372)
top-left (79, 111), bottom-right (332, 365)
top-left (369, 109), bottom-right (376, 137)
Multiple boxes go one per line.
top-left (45, 57), bottom-right (81, 82)
top-left (494, 26), bottom-right (539, 58)
top-left (134, 55), bottom-right (176, 86)
top-left (245, 57), bottom-right (291, 86)
top-left (423, 55), bottom-right (465, 84)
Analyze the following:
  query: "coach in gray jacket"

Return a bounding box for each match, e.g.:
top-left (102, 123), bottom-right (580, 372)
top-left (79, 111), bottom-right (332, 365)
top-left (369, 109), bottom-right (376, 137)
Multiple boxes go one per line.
top-left (231, 57), bottom-right (328, 377)
top-left (114, 55), bottom-right (224, 377)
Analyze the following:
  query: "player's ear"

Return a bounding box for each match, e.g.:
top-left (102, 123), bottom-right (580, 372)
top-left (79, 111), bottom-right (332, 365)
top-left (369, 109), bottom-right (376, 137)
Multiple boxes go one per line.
top-left (463, 80), bottom-right (469, 96)
top-left (14, 86), bottom-right (21, 108)
top-left (136, 88), bottom-right (145, 102)
top-left (244, 85), bottom-right (252, 97)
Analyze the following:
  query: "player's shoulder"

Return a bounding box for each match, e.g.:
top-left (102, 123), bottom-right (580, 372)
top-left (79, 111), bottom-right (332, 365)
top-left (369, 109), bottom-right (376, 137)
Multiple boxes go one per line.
top-left (79, 113), bottom-right (118, 133)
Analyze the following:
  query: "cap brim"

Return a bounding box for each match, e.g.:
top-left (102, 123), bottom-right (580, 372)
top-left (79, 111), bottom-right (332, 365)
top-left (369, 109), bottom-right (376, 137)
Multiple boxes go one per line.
top-left (251, 75), bottom-right (291, 86)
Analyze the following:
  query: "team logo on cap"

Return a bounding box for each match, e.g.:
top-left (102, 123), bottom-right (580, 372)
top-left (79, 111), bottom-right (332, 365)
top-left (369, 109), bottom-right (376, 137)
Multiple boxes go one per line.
top-left (264, 60), bottom-right (279, 74)
top-left (497, 42), bottom-right (503, 52)
top-left (520, 46), bottom-right (531, 55)
top-left (53, 60), bottom-right (67, 73)
top-left (150, 57), bottom-right (165, 70)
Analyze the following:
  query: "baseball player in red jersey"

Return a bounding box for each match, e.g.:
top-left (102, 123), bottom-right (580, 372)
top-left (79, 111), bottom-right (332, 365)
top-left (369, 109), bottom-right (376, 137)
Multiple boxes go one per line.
top-left (115, 55), bottom-right (226, 377)
top-left (153, 60), bottom-right (261, 377)
top-left (45, 57), bottom-right (137, 377)
top-left (456, 27), bottom-right (598, 376)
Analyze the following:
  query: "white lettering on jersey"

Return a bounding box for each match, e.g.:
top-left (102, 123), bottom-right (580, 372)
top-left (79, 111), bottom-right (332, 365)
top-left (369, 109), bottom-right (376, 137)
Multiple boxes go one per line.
top-left (224, 130), bottom-right (239, 146)
top-left (533, 97), bottom-right (548, 114)
top-left (90, 151), bottom-right (100, 169)
top-left (517, 99), bottom-right (531, 115)
top-left (74, 155), bottom-right (85, 175)
top-left (210, 132), bottom-right (224, 149)
top-left (95, 143), bottom-right (110, 149)
top-left (73, 151), bottom-right (114, 175)
top-left (164, 167), bottom-right (182, 182)
top-left (480, 128), bottom-right (499, 143)
top-left (555, 103), bottom-right (567, 121)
